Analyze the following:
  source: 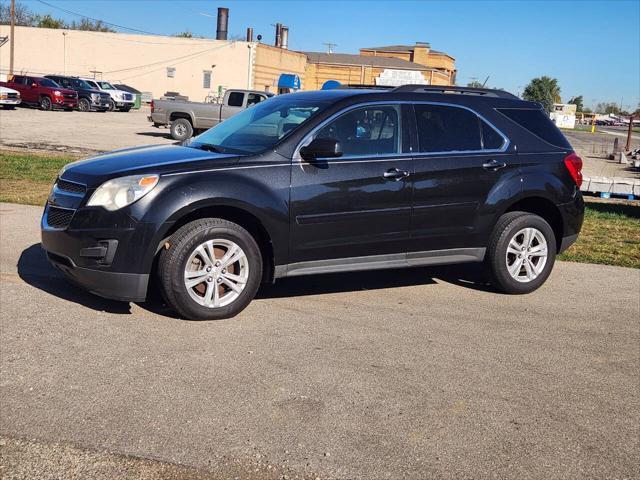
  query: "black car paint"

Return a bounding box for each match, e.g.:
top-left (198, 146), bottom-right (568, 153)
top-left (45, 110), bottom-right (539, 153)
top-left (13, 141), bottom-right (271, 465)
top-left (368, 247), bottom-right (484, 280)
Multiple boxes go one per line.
top-left (45, 75), bottom-right (111, 111)
top-left (41, 89), bottom-right (584, 302)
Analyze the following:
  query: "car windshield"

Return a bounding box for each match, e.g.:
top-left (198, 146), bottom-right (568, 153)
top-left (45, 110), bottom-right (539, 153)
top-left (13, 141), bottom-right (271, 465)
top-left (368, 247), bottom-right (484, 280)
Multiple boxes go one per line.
top-left (191, 97), bottom-right (329, 154)
top-left (74, 79), bottom-right (93, 89)
top-left (97, 81), bottom-right (115, 90)
top-left (40, 78), bottom-right (60, 88)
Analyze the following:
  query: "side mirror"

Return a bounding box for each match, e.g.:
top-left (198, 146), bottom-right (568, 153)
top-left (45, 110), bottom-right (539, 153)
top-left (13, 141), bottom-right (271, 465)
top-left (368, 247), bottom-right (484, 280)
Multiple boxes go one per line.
top-left (300, 137), bottom-right (343, 161)
top-left (31, 83), bottom-right (38, 88)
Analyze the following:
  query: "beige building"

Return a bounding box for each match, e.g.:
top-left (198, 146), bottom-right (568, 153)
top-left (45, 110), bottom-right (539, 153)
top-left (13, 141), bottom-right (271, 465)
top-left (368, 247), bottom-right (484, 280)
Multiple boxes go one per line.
top-left (0, 26), bottom-right (306, 101)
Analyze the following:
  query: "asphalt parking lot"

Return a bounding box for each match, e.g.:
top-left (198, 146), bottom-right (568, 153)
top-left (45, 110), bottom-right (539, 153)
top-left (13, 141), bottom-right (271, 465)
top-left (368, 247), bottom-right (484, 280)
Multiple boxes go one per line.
top-left (1, 203), bottom-right (638, 479)
top-left (0, 106), bottom-right (174, 153)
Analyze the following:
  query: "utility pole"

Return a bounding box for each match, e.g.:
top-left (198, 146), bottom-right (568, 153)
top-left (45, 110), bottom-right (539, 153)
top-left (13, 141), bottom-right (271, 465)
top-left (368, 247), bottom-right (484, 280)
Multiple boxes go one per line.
top-left (9, 0), bottom-right (15, 75)
top-left (322, 42), bottom-right (337, 54)
top-left (625, 115), bottom-right (634, 152)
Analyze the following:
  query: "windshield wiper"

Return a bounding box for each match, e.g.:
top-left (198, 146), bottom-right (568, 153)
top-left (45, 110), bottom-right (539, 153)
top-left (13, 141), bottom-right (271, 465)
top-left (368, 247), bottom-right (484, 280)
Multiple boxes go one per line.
top-left (190, 143), bottom-right (223, 153)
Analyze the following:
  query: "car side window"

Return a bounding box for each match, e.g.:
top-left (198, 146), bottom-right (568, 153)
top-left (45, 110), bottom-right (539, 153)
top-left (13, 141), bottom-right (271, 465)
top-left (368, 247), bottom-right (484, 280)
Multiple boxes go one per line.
top-left (315, 105), bottom-right (401, 157)
top-left (246, 93), bottom-right (264, 107)
top-left (414, 104), bottom-right (481, 153)
top-left (227, 92), bottom-right (244, 107)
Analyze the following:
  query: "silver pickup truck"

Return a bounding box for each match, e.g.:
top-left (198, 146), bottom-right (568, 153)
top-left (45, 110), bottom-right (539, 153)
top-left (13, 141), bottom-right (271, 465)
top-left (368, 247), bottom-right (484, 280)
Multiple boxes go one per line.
top-left (149, 89), bottom-right (274, 141)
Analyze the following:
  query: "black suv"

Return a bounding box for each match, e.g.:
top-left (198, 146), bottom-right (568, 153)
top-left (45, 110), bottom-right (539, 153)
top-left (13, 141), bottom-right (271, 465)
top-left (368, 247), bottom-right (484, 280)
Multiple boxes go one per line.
top-left (45, 75), bottom-right (110, 112)
top-left (41, 86), bottom-right (584, 320)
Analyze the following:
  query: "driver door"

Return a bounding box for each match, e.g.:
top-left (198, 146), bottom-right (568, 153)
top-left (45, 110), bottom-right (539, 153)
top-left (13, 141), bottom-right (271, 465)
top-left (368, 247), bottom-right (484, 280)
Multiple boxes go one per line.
top-left (288, 104), bottom-right (413, 268)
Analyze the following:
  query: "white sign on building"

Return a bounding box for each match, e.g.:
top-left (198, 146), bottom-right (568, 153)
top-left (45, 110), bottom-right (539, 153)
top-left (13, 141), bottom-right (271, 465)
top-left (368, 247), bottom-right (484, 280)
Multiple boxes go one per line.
top-left (550, 103), bottom-right (577, 129)
top-left (375, 69), bottom-right (428, 86)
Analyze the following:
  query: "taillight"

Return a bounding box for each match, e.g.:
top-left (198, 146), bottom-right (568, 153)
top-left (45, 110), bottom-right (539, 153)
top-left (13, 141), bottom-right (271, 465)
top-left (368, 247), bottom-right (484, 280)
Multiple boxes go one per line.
top-left (563, 152), bottom-right (583, 188)
top-left (150, 100), bottom-right (154, 113)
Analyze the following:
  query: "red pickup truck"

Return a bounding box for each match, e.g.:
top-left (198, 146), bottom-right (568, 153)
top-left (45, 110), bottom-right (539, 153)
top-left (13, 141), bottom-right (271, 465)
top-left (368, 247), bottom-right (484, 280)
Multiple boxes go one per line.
top-left (0, 75), bottom-right (77, 110)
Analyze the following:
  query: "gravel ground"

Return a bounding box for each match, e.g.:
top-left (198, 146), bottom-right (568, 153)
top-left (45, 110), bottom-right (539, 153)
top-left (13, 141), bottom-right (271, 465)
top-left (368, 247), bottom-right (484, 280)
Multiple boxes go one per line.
top-left (1, 203), bottom-right (639, 479)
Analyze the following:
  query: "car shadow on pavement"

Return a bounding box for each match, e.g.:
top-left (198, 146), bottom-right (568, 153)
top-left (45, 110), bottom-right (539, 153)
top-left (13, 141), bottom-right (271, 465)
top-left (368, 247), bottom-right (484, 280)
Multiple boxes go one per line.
top-left (17, 243), bottom-right (132, 315)
top-left (136, 131), bottom-right (172, 138)
top-left (18, 243), bottom-right (496, 319)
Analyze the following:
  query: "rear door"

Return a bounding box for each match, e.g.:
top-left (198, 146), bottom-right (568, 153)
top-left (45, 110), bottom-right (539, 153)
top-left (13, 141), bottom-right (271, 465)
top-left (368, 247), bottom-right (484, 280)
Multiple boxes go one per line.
top-left (11, 76), bottom-right (28, 101)
top-left (289, 103), bottom-right (413, 268)
top-left (408, 102), bottom-right (519, 253)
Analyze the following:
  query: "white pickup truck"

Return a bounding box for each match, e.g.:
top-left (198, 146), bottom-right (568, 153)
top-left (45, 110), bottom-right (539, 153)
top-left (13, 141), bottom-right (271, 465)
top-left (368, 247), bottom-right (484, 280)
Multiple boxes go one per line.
top-left (0, 86), bottom-right (21, 109)
top-left (148, 89), bottom-right (274, 141)
top-left (81, 78), bottom-right (135, 112)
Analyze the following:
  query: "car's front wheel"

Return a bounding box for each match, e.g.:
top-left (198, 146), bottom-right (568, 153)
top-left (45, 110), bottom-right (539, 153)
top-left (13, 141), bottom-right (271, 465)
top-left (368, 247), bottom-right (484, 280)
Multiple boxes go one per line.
top-left (78, 98), bottom-right (91, 111)
top-left (158, 218), bottom-right (262, 320)
top-left (39, 96), bottom-right (52, 110)
top-left (487, 211), bottom-right (556, 294)
top-left (108, 99), bottom-right (115, 111)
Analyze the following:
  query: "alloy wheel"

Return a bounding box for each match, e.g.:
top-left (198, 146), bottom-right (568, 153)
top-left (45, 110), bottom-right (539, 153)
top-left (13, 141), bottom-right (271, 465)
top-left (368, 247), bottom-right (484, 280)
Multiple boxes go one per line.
top-left (183, 239), bottom-right (249, 308)
top-left (505, 227), bottom-right (548, 283)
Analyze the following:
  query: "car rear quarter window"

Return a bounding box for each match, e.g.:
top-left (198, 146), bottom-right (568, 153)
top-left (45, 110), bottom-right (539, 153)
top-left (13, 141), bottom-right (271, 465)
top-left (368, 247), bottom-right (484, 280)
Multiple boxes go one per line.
top-left (481, 120), bottom-right (505, 150)
top-left (414, 104), bottom-right (481, 153)
top-left (227, 92), bottom-right (244, 107)
top-left (497, 108), bottom-right (571, 149)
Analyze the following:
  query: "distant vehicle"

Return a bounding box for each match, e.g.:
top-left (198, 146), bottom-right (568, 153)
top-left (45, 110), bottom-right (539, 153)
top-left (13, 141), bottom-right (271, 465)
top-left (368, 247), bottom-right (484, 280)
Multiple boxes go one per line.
top-left (0, 75), bottom-right (77, 111)
top-left (149, 89), bottom-right (274, 141)
top-left (45, 75), bottom-right (110, 112)
top-left (0, 85), bottom-right (21, 109)
top-left (41, 85), bottom-right (584, 320)
top-left (113, 83), bottom-right (141, 95)
top-left (81, 78), bottom-right (135, 112)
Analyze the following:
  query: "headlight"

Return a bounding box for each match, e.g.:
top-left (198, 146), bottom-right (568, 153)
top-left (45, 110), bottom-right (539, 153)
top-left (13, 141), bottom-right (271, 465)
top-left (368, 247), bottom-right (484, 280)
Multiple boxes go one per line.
top-left (53, 90), bottom-right (62, 96)
top-left (0, 94), bottom-right (6, 100)
top-left (87, 174), bottom-right (159, 211)
top-left (91, 93), bottom-right (100, 100)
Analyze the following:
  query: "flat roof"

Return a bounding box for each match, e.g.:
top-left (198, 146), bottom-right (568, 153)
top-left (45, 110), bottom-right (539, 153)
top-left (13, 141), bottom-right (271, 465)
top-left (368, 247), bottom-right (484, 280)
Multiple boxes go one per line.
top-left (302, 52), bottom-right (433, 70)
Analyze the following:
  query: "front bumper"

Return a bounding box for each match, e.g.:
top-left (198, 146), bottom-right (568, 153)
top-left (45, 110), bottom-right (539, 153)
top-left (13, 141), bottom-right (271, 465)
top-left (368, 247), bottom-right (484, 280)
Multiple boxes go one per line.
top-left (54, 97), bottom-right (78, 109)
top-left (91, 99), bottom-right (110, 109)
top-left (0, 98), bottom-right (21, 105)
top-left (41, 200), bottom-right (158, 302)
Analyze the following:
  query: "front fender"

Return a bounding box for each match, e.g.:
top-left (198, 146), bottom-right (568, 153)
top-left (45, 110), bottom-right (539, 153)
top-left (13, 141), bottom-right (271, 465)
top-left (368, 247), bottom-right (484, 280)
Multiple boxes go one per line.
top-left (130, 166), bottom-right (291, 272)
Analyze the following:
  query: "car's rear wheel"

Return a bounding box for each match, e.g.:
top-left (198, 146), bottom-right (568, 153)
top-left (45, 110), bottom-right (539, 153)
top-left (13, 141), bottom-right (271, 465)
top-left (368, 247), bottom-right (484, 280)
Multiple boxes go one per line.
top-left (170, 118), bottom-right (193, 141)
top-left (158, 218), bottom-right (262, 320)
top-left (39, 96), bottom-right (52, 110)
top-left (78, 98), bottom-right (91, 111)
top-left (487, 211), bottom-right (556, 294)
top-left (119, 106), bottom-right (131, 112)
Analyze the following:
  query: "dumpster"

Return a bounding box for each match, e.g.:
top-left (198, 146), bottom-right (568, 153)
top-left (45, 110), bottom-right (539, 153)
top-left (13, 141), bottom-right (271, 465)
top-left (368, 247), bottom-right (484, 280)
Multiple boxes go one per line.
top-left (133, 93), bottom-right (141, 110)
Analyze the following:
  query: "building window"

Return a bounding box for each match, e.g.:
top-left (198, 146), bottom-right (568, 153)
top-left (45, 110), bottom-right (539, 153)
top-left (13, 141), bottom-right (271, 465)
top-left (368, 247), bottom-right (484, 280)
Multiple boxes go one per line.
top-left (203, 70), bottom-right (212, 89)
top-left (167, 67), bottom-right (176, 78)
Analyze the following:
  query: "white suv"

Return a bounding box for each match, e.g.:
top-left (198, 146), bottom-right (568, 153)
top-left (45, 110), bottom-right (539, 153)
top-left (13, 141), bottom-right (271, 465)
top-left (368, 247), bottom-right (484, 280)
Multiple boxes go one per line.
top-left (82, 79), bottom-right (135, 112)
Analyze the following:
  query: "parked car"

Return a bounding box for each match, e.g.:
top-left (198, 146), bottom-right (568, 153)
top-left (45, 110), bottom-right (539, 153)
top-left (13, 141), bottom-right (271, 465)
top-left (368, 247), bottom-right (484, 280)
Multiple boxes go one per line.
top-left (149, 89), bottom-right (274, 141)
top-left (81, 78), bottom-right (135, 112)
top-left (41, 85), bottom-right (584, 320)
top-left (113, 83), bottom-right (141, 95)
top-left (0, 85), bottom-right (21, 109)
top-left (0, 75), bottom-right (77, 110)
top-left (45, 75), bottom-right (111, 112)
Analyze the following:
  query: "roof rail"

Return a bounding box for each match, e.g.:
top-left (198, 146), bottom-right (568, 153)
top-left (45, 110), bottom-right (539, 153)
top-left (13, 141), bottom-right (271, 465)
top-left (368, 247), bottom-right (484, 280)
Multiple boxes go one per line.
top-left (335, 84), bottom-right (395, 90)
top-left (391, 84), bottom-right (519, 99)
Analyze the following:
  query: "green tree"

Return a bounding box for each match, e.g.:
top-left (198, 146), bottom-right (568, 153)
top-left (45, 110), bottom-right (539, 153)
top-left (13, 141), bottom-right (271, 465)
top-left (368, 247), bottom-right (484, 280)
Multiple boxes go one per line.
top-left (35, 14), bottom-right (65, 29)
top-left (568, 95), bottom-right (584, 112)
top-left (174, 30), bottom-right (194, 38)
top-left (596, 102), bottom-right (620, 115)
top-left (522, 76), bottom-right (561, 113)
top-left (467, 80), bottom-right (484, 88)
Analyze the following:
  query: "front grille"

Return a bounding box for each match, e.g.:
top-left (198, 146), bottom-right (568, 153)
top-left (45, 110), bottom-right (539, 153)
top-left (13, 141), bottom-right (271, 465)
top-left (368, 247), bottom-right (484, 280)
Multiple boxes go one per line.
top-left (7, 93), bottom-right (18, 99)
top-left (101, 94), bottom-right (110, 101)
top-left (47, 206), bottom-right (75, 229)
top-left (56, 178), bottom-right (86, 195)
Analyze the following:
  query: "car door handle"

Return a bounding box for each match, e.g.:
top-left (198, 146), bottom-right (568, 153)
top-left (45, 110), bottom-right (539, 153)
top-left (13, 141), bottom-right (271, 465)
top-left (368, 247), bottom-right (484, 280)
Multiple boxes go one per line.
top-left (482, 159), bottom-right (507, 171)
top-left (383, 168), bottom-right (409, 180)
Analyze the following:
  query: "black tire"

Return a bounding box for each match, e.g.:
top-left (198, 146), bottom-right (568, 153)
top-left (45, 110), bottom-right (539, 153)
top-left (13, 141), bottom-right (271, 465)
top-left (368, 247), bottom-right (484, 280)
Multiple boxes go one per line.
top-left (1, 105), bottom-right (16, 110)
top-left (487, 211), bottom-right (556, 294)
top-left (119, 106), bottom-right (132, 112)
top-left (108, 99), bottom-right (115, 111)
top-left (39, 96), bottom-right (52, 110)
top-left (158, 218), bottom-right (262, 320)
top-left (78, 98), bottom-right (91, 111)
top-left (170, 118), bottom-right (193, 141)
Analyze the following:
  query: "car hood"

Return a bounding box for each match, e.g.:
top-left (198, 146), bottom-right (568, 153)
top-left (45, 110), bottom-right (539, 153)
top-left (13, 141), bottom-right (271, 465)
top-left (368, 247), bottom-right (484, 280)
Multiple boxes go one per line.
top-left (0, 86), bottom-right (19, 94)
top-left (60, 144), bottom-right (240, 187)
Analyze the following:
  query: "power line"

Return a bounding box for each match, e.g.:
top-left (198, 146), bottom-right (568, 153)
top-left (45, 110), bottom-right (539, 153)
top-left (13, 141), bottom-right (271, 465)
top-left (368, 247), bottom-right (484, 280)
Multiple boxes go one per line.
top-left (35, 0), bottom-right (161, 36)
top-left (103, 45), bottom-right (228, 74)
top-left (76, 29), bottom-right (219, 46)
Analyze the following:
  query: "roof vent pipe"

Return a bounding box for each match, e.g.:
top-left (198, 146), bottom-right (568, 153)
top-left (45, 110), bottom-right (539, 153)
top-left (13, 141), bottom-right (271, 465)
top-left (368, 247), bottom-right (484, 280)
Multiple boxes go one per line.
top-left (246, 27), bottom-right (253, 42)
top-left (216, 7), bottom-right (229, 40)
top-left (280, 26), bottom-right (289, 49)
top-left (274, 23), bottom-right (282, 47)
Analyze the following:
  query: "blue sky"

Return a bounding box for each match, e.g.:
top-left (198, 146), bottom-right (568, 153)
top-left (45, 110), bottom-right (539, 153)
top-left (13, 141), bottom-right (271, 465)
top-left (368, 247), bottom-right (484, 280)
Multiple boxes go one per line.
top-left (22, 0), bottom-right (640, 110)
